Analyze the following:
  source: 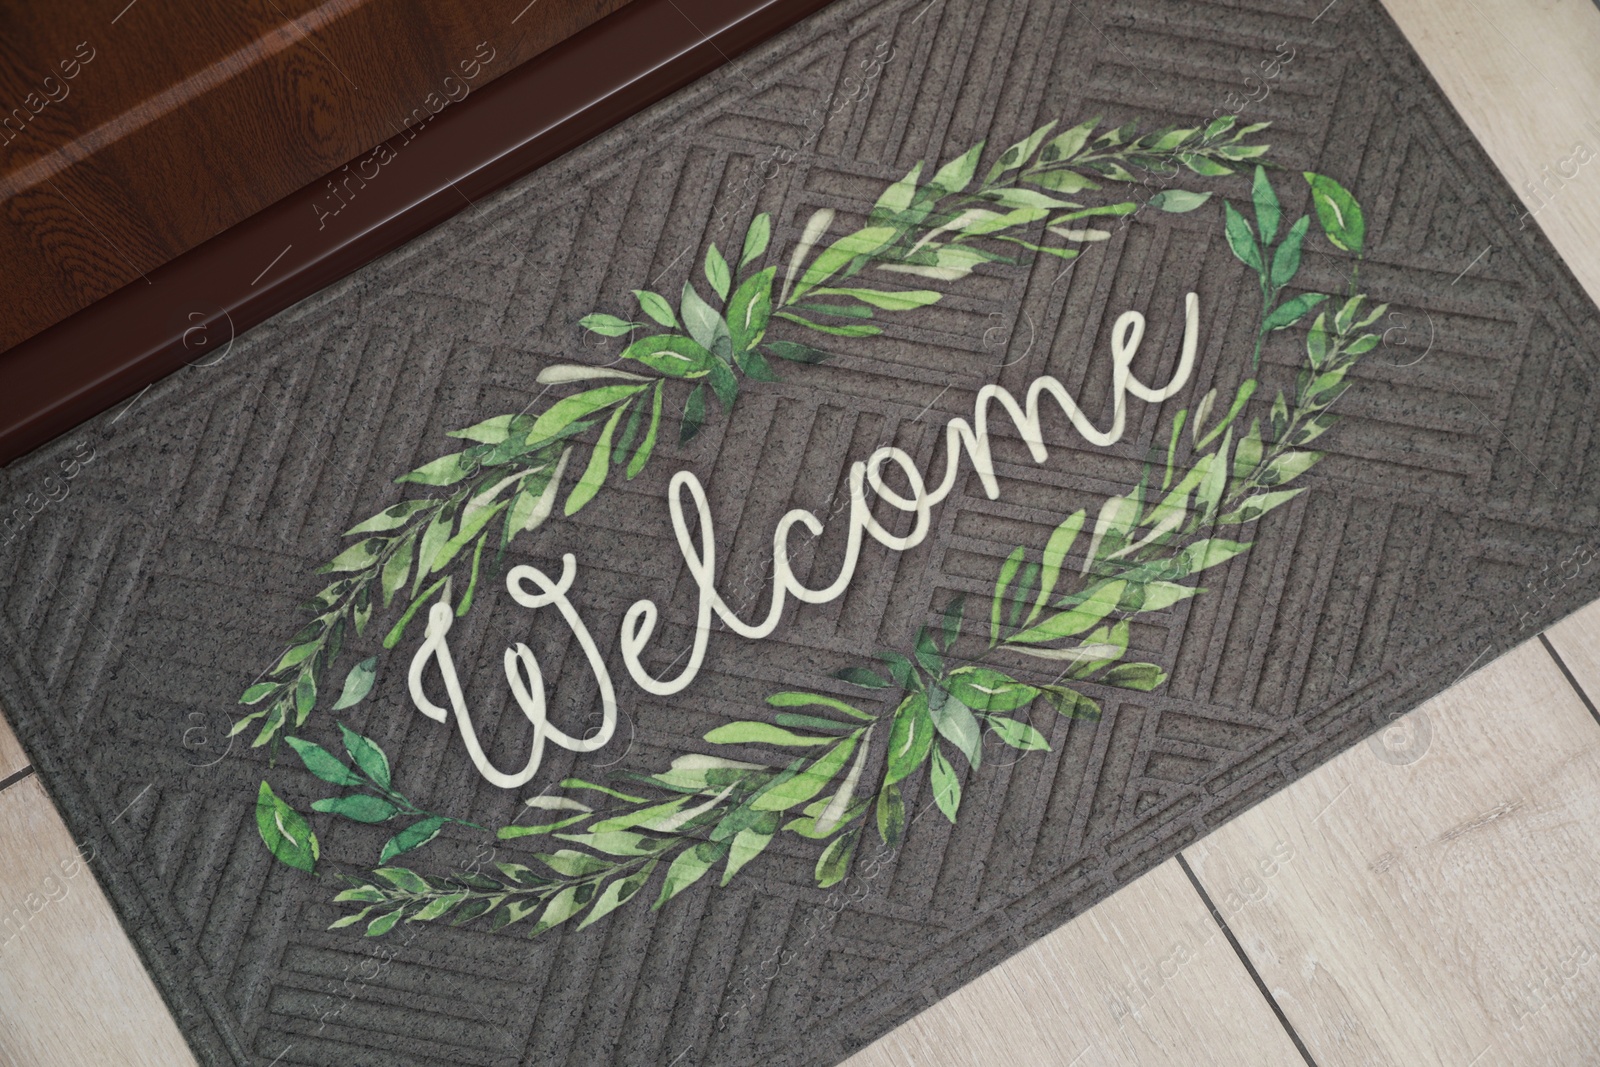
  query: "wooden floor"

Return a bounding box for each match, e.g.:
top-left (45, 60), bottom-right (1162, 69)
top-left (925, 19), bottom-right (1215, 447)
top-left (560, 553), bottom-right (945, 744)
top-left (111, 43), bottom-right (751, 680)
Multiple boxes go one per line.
top-left (6, 0), bottom-right (1600, 1062)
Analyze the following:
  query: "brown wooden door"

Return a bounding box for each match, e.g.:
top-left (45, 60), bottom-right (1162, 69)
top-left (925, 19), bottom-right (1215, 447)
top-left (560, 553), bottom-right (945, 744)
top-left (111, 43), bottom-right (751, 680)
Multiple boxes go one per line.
top-left (0, 0), bottom-right (632, 351)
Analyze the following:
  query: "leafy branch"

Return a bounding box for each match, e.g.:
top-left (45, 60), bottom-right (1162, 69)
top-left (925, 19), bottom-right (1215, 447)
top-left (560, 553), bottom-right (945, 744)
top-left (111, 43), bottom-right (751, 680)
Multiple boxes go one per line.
top-left (329, 700), bottom-right (879, 936)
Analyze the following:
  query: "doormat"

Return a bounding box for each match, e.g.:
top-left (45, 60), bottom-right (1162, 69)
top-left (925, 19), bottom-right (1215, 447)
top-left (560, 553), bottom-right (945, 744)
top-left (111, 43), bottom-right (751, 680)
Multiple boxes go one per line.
top-left (4, 0), bottom-right (1599, 1063)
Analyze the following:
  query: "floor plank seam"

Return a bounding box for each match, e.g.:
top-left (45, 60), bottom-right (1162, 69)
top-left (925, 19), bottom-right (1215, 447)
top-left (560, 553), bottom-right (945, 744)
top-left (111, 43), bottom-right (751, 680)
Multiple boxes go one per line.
top-left (0, 765), bottom-right (33, 794)
top-left (1174, 853), bottom-right (1321, 1067)
top-left (1536, 633), bottom-right (1600, 730)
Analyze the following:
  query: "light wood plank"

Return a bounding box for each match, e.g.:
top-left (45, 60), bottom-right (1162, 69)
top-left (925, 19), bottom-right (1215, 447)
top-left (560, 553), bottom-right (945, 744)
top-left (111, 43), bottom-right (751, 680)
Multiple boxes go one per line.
top-left (0, 776), bottom-right (196, 1067)
top-left (0, 705), bottom-right (25, 784)
top-left (1545, 598), bottom-right (1600, 701)
top-left (843, 859), bottom-right (1304, 1066)
top-left (1379, 0), bottom-right (1600, 300)
top-left (1184, 638), bottom-right (1600, 1066)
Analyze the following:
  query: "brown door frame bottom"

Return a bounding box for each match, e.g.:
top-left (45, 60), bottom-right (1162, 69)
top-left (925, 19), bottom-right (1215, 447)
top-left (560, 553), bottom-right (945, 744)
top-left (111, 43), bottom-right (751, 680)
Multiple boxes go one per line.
top-left (0, 0), bottom-right (833, 467)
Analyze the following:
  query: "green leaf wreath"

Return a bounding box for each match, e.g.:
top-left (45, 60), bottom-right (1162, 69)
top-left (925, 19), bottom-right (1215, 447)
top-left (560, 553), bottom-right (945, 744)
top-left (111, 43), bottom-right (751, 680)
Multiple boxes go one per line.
top-left (242, 115), bottom-right (1383, 939)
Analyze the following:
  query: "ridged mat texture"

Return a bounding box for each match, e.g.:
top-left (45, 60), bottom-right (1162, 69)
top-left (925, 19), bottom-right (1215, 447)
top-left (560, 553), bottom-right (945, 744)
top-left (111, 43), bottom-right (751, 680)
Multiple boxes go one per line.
top-left (3, 0), bottom-right (1600, 1064)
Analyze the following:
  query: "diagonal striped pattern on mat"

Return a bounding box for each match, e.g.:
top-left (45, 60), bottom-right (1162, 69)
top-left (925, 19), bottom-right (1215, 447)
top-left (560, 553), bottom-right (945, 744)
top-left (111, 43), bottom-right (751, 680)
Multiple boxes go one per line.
top-left (2, 0), bottom-right (1599, 1064)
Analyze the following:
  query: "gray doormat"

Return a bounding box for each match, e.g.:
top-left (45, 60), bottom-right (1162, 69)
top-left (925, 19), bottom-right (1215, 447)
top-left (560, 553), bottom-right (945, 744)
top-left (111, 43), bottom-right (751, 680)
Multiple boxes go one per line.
top-left (4, 0), bottom-right (1599, 1063)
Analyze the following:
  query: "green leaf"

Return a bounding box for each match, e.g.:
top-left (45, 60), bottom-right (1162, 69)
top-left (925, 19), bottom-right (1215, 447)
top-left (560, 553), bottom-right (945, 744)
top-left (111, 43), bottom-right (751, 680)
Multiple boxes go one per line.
top-left (564, 401), bottom-right (628, 516)
top-left (536, 849), bottom-right (615, 877)
top-left (990, 545), bottom-right (1027, 643)
top-left (929, 748), bottom-right (961, 823)
top-left (929, 691), bottom-right (982, 768)
top-left (1008, 561), bottom-right (1039, 629)
top-left (913, 625), bottom-right (944, 677)
top-left (876, 782), bottom-right (905, 846)
top-left (983, 186), bottom-right (1077, 210)
top-left (985, 121), bottom-right (1056, 184)
top-left (681, 281), bottom-right (732, 358)
top-left (1303, 172), bottom-right (1366, 254)
top-left (766, 691), bottom-right (874, 720)
top-left (633, 289), bottom-right (677, 328)
top-left (878, 244), bottom-right (998, 283)
top-left (529, 884), bottom-right (590, 937)
top-left (927, 142), bottom-right (984, 197)
top-left (625, 381), bottom-right (664, 480)
top-left (619, 334), bottom-right (716, 379)
top-left (409, 891), bottom-right (468, 923)
top-left (1102, 662), bottom-right (1168, 691)
top-left (1120, 580), bottom-right (1200, 614)
top-left (380, 531), bottom-right (416, 608)
top-left (814, 829), bottom-right (858, 888)
top-left (751, 736), bottom-right (858, 812)
top-left (791, 225), bottom-right (898, 301)
top-left (741, 213), bottom-right (772, 267)
top-left (1250, 165), bottom-right (1281, 245)
top-left (579, 313), bottom-right (638, 337)
top-left (940, 595), bottom-right (965, 651)
top-left (1146, 189), bottom-right (1212, 213)
top-left (319, 536), bottom-right (387, 574)
top-left (879, 651), bottom-right (919, 690)
top-left (1039, 685), bottom-right (1102, 720)
top-left (772, 311), bottom-right (882, 337)
top-left (396, 451), bottom-right (476, 488)
top-left (1270, 215), bottom-right (1311, 288)
top-left (680, 384), bottom-right (706, 445)
top-left (1030, 510), bottom-right (1086, 624)
top-left (1182, 153), bottom-right (1235, 177)
top-left (1203, 114), bottom-right (1237, 142)
top-left (988, 716), bottom-right (1050, 751)
top-left (1041, 118), bottom-right (1096, 163)
top-left (411, 507), bottom-right (454, 592)
top-left (656, 839), bottom-right (729, 907)
top-left (240, 682), bottom-right (280, 706)
top-left (1223, 202), bottom-right (1261, 274)
top-left (380, 815), bottom-right (448, 862)
top-left (1008, 580), bottom-right (1126, 644)
top-left (1029, 169), bottom-right (1099, 194)
top-left (944, 667), bottom-right (1038, 712)
top-left (884, 693), bottom-right (934, 785)
top-left (255, 781), bottom-right (318, 874)
top-left (338, 723), bottom-right (392, 789)
top-left (727, 267), bottom-right (777, 354)
top-left (834, 667), bottom-right (890, 689)
top-left (810, 286), bottom-right (941, 311)
top-left (581, 861), bottom-right (657, 927)
top-left (1233, 419), bottom-right (1264, 481)
top-left (366, 908), bottom-right (405, 936)
top-left (530, 384), bottom-right (649, 445)
top-left (330, 656), bottom-right (378, 711)
top-left (1165, 539), bottom-right (1252, 579)
top-left (1259, 450), bottom-right (1322, 487)
top-left (704, 721), bottom-right (837, 747)
top-left (722, 828), bottom-right (773, 886)
top-left (285, 737), bottom-right (363, 787)
top-left (705, 244), bottom-right (732, 301)
top-left (448, 413), bottom-right (529, 444)
top-left (312, 794), bottom-right (399, 823)
top-left (345, 498), bottom-right (436, 534)
top-left (1262, 292), bottom-right (1328, 333)
top-left (1220, 487), bottom-right (1307, 525)
top-left (871, 161), bottom-right (924, 218)
top-left (334, 884), bottom-right (386, 904)
top-left (497, 814), bottom-right (588, 838)
top-left (771, 712), bottom-right (853, 736)
top-left (705, 359), bottom-right (739, 410)
top-left (766, 340), bottom-right (829, 364)
top-left (613, 396), bottom-right (644, 463)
